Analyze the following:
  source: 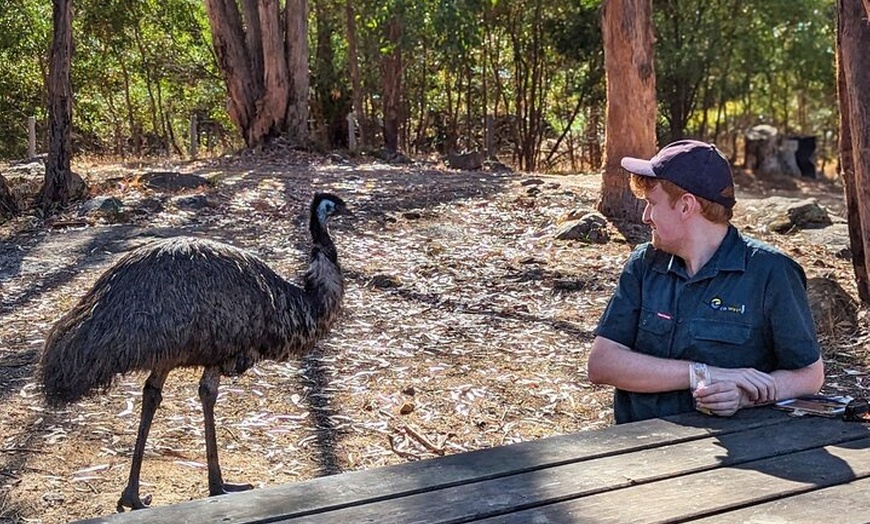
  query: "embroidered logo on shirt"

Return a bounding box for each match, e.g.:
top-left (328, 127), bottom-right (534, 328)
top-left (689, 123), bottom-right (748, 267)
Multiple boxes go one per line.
top-left (709, 296), bottom-right (745, 314)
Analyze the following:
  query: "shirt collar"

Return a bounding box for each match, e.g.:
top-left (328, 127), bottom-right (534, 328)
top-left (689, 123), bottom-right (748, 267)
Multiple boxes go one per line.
top-left (652, 225), bottom-right (746, 279)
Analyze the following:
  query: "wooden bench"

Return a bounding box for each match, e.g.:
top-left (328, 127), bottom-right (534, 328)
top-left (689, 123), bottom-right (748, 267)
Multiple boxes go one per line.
top-left (75, 407), bottom-right (870, 523)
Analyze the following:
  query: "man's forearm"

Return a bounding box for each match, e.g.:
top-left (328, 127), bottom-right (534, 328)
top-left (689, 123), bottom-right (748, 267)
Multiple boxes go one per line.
top-left (587, 336), bottom-right (693, 393)
top-left (769, 358), bottom-right (825, 401)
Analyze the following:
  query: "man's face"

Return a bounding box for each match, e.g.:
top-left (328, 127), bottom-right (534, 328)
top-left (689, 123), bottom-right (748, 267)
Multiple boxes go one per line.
top-left (642, 183), bottom-right (685, 254)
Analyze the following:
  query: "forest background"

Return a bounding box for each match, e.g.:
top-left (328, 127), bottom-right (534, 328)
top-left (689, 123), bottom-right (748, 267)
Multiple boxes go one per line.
top-left (0, 0), bottom-right (837, 174)
top-left (2, 1), bottom-right (868, 521)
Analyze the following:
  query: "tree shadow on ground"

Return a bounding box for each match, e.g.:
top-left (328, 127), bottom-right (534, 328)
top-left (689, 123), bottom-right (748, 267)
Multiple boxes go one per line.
top-left (0, 158), bottom-right (517, 520)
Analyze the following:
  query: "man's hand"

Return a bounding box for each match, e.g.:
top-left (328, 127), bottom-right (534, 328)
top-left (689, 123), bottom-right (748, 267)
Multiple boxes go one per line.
top-left (693, 382), bottom-right (749, 417)
top-left (708, 366), bottom-right (777, 404)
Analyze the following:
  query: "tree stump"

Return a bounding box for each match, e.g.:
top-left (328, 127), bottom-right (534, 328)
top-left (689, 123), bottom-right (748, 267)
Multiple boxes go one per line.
top-left (744, 124), bottom-right (783, 176)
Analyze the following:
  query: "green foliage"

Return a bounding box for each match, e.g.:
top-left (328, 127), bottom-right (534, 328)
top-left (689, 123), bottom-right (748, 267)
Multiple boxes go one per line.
top-left (654, 0), bottom-right (836, 145)
top-left (0, 0), bottom-right (229, 160)
top-left (0, 0), bottom-right (838, 172)
top-left (0, 0), bottom-right (52, 158)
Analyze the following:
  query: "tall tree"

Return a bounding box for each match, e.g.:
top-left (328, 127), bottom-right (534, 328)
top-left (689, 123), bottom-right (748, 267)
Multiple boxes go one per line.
top-left (837, 0), bottom-right (870, 303)
top-left (286, 0), bottom-right (310, 143)
top-left (597, 0), bottom-right (656, 223)
top-left (346, 0), bottom-right (366, 148)
top-left (40, 0), bottom-right (75, 211)
top-left (381, 12), bottom-right (403, 152)
top-left (204, 0), bottom-right (307, 147)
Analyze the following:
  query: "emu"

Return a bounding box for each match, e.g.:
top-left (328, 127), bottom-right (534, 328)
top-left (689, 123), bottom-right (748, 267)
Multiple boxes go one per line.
top-left (39, 192), bottom-right (349, 511)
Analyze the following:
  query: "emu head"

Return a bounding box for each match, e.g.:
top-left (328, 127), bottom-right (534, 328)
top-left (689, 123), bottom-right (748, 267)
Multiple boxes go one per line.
top-left (311, 193), bottom-right (351, 227)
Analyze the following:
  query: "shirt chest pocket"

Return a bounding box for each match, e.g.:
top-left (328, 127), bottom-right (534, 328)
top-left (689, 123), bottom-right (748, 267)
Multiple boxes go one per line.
top-left (689, 319), bottom-right (764, 367)
top-left (635, 309), bottom-right (674, 357)
top-left (691, 320), bottom-right (751, 345)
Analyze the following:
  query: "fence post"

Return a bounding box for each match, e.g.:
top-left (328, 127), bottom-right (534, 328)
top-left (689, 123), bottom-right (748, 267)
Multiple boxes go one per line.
top-left (28, 116), bottom-right (36, 159)
top-left (347, 112), bottom-right (357, 151)
top-left (189, 113), bottom-right (198, 159)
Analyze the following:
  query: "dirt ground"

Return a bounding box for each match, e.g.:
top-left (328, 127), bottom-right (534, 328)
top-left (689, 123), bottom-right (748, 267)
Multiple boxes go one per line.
top-left (0, 150), bottom-right (868, 523)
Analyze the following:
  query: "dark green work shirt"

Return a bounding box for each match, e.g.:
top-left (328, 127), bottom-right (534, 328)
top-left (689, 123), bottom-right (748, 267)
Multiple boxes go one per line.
top-left (594, 225), bottom-right (821, 424)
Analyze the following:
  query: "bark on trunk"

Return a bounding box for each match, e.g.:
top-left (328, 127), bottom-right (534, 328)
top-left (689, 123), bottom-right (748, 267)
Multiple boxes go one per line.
top-left (286, 0), bottom-right (310, 143)
top-left (205, 0), bottom-right (293, 147)
top-left (597, 0), bottom-right (656, 223)
top-left (346, 0), bottom-right (366, 148)
top-left (205, 0), bottom-right (257, 145)
top-left (838, 0), bottom-right (870, 304)
top-left (255, 0), bottom-right (289, 141)
top-left (41, 0), bottom-right (74, 211)
top-left (381, 15), bottom-right (403, 152)
top-left (242, 0), bottom-right (265, 93)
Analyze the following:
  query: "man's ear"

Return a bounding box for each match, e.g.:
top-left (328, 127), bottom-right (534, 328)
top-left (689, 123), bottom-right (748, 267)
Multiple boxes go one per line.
top-left (680, 193), bottom-right (697, 215)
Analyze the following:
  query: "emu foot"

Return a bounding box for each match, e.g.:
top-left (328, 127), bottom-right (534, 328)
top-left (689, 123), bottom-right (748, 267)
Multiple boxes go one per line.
top-left (210, 481), bottom-right (254, 497)
top-left (116, 487), bottom-right (152, 512)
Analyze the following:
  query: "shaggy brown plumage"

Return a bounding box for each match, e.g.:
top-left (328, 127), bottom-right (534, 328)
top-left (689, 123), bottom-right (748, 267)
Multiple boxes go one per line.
top-left (39, 192), bottom-right (349, 511)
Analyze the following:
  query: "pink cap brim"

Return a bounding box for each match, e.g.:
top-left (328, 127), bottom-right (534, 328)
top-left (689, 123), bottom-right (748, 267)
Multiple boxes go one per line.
top-left (621, 157), bottom-right (656, 177)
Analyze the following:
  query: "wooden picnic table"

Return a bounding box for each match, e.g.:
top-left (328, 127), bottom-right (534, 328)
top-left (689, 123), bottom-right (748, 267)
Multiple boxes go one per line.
top-left (77, 407), bottom-right (870, 524)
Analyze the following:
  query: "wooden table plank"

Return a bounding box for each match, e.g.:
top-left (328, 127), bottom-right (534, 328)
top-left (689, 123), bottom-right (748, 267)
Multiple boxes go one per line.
top-left (259, 416), bottom-right (868, 524)
top-left (473, 436), bottom-right (870, 524)
top-left (75, 409), bottom-right (790, 524)
top-left (687, 476), bottom-right (870, 524)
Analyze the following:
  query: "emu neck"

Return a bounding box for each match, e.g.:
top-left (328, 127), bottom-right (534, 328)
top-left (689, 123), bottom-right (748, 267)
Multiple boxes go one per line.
top-left (309, 214), bottom-right (337, 263)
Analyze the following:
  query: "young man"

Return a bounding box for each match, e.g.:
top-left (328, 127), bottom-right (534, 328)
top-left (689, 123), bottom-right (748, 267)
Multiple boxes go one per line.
top-left (587, 139), bottom-right (824, 424)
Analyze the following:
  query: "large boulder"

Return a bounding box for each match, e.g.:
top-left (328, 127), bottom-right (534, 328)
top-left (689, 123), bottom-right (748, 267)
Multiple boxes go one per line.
top-left (555, 212), bottom-right (610, 243)
top-left (743, 196), bottom-right (832, 233)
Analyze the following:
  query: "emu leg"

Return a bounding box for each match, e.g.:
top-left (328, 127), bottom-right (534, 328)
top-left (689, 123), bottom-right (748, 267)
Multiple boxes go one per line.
top-left (199, 366), bottom-right (254, 496)
top-left (117, 369), bottom-right (169, 512)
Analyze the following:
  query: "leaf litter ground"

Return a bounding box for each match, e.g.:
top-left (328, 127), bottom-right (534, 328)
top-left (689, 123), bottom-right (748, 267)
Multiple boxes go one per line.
top-left (0, 151), bottom-right (868, 523)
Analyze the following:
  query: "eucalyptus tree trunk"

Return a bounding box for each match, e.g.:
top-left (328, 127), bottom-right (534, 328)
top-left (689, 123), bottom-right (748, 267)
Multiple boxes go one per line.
top-left (286, 0), bottom-right (309, 143)
top-left (346, 0), bottom-right (366, 148)
top-left (204, 0), bottom-right (307, 147)
top-left (381, 15), bottom-right (403, 152)
top-left (512, 0), bottom-right (546, 173)
top-left (837, 0), bottom-right (870, 303)
top-left (597, 0), bottom-right (656, 223)
top-left (41, 0), bottom-right (74, 211)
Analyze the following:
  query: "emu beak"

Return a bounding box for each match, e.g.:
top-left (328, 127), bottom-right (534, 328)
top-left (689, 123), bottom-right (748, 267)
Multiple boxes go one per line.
top-left (336, 204), bottom-right (353, 217)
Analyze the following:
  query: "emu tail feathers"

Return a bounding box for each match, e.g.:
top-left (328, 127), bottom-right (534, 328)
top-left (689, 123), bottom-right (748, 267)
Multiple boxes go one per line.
top-left (40, 303), bottom-right (127, 406)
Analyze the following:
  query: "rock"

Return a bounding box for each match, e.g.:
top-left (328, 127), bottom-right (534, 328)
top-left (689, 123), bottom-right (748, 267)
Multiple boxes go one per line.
top-left (559, 207), bottom-right (594, 222)
top-left (483, 159), bottom-right (512, 173)
top-left (749, 196), bottom-right (832, 233)
top-left (555, 212), bottom-right (610, 243)
top-left (79, 196), bottom-right (124, 219)
top-left (446, 151), bottom-right (483, 171)
top-left (796, 223), bottom-right (851, 258)
top-left (171, 194), bottom-right (213, 211)
top-left (137, 196), bottom-right (165, 213)
top-left (368, 274), bottom-right (401, 289)
top-left (4, 159), bottom-right (45, 178)
top-left (376, 148), bottom-right (412, 164)
top-left (141, 171), bottom-right (210, 191)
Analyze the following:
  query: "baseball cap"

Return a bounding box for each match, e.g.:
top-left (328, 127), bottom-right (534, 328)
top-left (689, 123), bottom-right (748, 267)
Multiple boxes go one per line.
top-left (621, 139), bottom-right (736, 209)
